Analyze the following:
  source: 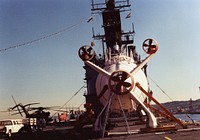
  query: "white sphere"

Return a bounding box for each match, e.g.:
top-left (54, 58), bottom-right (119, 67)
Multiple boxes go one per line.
top-left (96, 55), bottom-right (149, 113)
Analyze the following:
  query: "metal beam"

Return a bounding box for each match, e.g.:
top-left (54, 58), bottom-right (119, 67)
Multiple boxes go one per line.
top-left (136, 82), bottom-right (187, 129)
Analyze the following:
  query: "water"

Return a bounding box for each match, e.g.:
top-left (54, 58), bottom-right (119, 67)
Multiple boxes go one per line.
top-left (174, 114), bottom-right (200, 121)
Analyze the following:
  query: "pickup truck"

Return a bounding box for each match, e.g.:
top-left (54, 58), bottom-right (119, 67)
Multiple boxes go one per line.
top-left (0, 119), bottom-right (24, 137)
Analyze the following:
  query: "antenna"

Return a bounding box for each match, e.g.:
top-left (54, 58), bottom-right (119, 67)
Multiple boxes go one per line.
top-left (11, 95), bottom-right (23, 117)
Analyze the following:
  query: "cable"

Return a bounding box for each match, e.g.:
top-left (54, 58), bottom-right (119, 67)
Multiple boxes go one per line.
top-left (0, 16), bottom-right (93, 53)
top-left (78, 101), bottom-right (85, 109)
top-left (148, 76), bottom-right (174, 102)
top-left (149, 76), bottom-right (196, 123)
top-left (51, 84), bottom-right (85, 116)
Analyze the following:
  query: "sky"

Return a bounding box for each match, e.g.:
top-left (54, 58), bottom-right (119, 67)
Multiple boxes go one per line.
top-left (0, 0), bottom-right (200, 119)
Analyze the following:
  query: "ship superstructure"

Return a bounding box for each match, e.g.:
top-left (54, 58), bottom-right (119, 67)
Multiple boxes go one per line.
top-left (83, 0), bottom-right (143, 116)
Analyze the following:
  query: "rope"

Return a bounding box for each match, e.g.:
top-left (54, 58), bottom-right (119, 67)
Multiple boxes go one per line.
top-left (52, 85), bottom-right (85, 116)
top-left (149, 76), bottom-right (195, 122)
top-left (0, 16), bottom-right (93, 53)
top-left (117, 95), bottom-right (130, 133)
top-left (78, 101), bottom-right (85, 109)
top-left (148, 76), bottom-right (173, 102)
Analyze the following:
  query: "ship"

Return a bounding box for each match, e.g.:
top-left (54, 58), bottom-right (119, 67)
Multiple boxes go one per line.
top-left (76, 0), bottom-right (191, 138)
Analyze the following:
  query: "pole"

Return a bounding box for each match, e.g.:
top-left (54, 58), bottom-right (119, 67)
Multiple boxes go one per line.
top-left (136, 82), bottom-right (187, 129)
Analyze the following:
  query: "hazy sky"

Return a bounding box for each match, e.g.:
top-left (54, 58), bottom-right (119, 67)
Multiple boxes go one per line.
top-left (0, 0), bottom-right (200, 119)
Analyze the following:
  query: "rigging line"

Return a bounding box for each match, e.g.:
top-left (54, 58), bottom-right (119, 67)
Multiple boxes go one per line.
top-left (0, 16), bottom-right (93, 53)
top-left (78, 101), bottom-right (85, 108)
top-left (52, 84), bottom-right (85, 116)
top-left (148, 76), bottom-right (174, 102)
top-left (149, 76), bottom-right (194, 122)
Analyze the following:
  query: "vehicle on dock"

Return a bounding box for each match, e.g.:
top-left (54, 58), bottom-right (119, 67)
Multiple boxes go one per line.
top-left (0, 119), bottom-right (23, 137)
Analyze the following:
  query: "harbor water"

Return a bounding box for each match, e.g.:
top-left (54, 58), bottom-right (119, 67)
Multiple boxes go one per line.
top-left (174, 114), bottom-right (200, 121)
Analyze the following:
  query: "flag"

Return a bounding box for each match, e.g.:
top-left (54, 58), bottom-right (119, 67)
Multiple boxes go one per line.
top-left (87, 16), bottom-right (93, 23)
top-left (126, 13), bottom-right (131, 18)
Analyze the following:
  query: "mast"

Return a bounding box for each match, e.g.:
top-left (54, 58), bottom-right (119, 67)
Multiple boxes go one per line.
top-left (84, 0), bottom-right (136, 116)
top-left (92, 0), bottom-right (135, 56)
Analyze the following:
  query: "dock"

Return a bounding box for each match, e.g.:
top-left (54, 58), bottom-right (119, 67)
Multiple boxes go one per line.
top-left (1, 121), bottom-right (200, 140)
